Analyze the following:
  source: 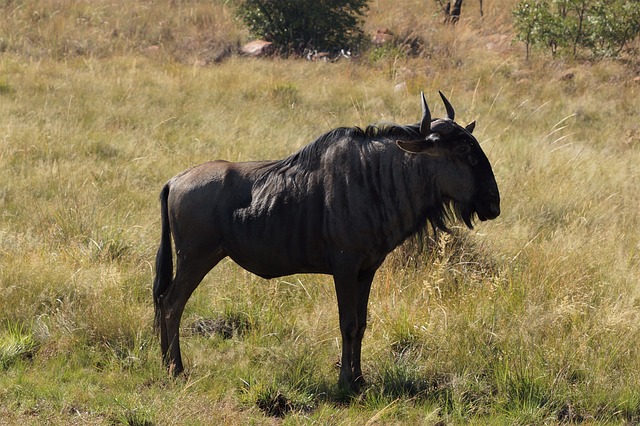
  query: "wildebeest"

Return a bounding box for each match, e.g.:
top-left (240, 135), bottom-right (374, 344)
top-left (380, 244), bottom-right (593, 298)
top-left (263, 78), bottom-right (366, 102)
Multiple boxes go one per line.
top-left (153, 91), bottom-right (500, 391)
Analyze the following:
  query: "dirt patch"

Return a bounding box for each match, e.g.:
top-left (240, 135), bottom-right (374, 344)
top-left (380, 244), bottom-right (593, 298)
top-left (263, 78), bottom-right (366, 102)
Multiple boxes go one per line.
top-left (188, 314), bottom-right (250, 339)
top-left (256, 390), bottom-right (293, 418)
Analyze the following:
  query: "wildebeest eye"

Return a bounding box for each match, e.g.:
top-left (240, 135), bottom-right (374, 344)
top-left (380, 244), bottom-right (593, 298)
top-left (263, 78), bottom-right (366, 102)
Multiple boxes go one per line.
top-left (468, 155), bottom-right (478, 166)
top-left (453, 144), bottom-right (471, 156)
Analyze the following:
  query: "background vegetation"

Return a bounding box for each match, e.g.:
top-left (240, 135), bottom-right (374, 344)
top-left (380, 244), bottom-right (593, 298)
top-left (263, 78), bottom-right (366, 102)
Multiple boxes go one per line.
top-left (1, 0), bottom-right (639, 424)
top-left (235, 0), bottom-right (370, 55)
top-left (513, 0), bottom-right (640, 59)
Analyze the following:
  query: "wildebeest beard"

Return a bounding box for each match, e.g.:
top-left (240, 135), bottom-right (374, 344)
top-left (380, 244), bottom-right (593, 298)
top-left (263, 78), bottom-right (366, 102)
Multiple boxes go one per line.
top-left (427, 197), bottom-right (476, 233)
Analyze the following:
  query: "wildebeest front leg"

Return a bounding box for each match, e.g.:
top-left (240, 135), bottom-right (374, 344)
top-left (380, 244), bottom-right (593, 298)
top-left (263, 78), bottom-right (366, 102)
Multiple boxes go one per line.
top-left (352, 270), bottom-right (375, 388)
top-left (333, 263), bottom-right (375, 391)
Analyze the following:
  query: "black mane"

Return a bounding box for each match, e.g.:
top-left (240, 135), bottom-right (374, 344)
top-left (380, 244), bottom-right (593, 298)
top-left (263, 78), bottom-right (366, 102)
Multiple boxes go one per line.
top-left (277, 122), bottom-right (423, 171)
top-left (260, 120), bottom-right (474, 237)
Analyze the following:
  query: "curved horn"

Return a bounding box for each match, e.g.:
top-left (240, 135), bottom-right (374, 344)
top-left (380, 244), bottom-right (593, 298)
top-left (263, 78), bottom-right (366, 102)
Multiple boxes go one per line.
top-left (419, 92), bottom-right (431, 137)
top-left (439, 90), bottom-right (455, 121)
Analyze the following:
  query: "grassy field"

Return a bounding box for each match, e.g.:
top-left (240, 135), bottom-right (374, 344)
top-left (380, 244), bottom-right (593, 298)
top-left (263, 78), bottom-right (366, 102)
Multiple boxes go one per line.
top-left (1, 0), bottom-right (640, 424)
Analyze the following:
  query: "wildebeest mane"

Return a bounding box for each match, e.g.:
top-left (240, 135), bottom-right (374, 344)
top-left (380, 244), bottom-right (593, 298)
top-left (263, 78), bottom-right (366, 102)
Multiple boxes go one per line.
top-left (274, 123), bottom-right (423, 172)
top-left (264, 122), bottom-right (470, 239)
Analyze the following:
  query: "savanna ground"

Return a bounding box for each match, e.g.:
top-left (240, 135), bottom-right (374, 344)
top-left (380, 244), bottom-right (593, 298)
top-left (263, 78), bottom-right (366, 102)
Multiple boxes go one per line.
top-left (1, 0), bottom-right (639, 424)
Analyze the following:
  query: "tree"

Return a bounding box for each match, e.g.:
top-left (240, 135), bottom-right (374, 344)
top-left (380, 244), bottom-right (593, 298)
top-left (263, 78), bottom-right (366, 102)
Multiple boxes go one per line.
top-left (512, 0), bottom-right (560, 59)
top-left (235, 0), bottom-right (370, 56)
top-left (435, 0), bottom-right (485, 23)
top-left (588, 0), bottom-right (640, 57)
top-left (565, 0), bottom-right (592, 57)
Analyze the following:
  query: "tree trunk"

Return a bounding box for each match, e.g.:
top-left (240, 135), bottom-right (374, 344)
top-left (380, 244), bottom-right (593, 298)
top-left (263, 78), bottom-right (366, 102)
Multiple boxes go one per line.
top-left (443, 0), bottom-right (464, 24)
top-left (451, 0), bottom-right (463, 23)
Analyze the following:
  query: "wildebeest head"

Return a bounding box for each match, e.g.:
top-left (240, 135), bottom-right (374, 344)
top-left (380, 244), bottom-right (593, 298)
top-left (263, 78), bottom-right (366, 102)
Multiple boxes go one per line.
top-left (397, 91), bottom-right (500, 229)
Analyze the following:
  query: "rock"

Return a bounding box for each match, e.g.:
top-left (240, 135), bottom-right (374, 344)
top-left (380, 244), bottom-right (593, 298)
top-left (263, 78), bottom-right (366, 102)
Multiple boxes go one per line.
top-left (145, 45), bottom-right (161, 54)
top-left (241, 40), bottom-right (274, 57)
top-left (394, 82), bottom-right (407, 93)
top-left (372, 28), bottom-right (393, 45)
top-left (560, 71), bottom-right (575, 81)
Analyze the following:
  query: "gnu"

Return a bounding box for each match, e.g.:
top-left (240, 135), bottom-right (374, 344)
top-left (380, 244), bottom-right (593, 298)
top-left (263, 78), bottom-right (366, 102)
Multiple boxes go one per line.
top-left (153, 91), bottom-right (500, 391)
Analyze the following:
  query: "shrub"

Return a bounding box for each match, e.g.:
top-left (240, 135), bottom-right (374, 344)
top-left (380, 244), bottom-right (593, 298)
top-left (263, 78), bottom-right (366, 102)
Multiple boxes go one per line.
top-left (235, 0), bottom-right (370, 56)
top-left (587, 0), bottom-right (640, 57)
top-left (513, 0), bottom-right (640, 59)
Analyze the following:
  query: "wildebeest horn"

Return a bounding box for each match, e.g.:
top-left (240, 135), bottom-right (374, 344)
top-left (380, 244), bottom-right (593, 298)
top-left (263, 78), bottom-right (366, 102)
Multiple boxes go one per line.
top-left (439, 91), bottom-right (455, 121)
top-left (420, 92), bottom-right (431, 137)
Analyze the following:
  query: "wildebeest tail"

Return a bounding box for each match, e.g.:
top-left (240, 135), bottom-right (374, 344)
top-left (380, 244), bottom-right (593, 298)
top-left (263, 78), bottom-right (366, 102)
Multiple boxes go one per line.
top-left (153, 183), bottom-right (173, 331)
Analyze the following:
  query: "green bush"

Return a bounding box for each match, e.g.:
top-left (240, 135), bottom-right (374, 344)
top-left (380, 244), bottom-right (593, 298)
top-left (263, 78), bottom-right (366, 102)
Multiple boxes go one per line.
top-left (513, 0), bottom-right (640, 59)
top-left (235, 0), bottom-right (370, 56)
top-left (587, 0), bottom-right (640, 57)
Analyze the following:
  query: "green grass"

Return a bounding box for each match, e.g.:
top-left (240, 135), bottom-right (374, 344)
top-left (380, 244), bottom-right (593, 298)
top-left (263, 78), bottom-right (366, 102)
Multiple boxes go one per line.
top-left (0, 322), bottom-right (39, 370)
top-left (1, 0), bottom-right (640, 424)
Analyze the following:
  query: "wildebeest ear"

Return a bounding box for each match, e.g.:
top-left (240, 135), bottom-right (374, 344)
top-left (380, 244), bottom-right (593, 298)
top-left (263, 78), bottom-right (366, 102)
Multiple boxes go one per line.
top-left (465, 121), bottom-right (476, 133)
top-left (396, 138), bottom-right (439, 155)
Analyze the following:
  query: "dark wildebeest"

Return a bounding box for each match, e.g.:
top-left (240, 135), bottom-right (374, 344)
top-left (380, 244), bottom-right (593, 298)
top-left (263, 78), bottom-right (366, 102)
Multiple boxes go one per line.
top-left (153, 92), bottom-right (500, 391)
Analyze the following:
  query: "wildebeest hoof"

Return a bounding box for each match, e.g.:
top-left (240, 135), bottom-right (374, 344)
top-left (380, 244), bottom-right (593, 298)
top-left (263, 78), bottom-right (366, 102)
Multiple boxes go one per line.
top-left (338, 375), bottom-right (364, 393)
top-left (349, 375), bottom-right (368, 393)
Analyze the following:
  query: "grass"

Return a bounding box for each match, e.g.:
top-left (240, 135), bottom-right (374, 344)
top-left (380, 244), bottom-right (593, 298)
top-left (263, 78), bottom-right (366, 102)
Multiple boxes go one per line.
top-left (0, 322), bottom-right (39, 370)
top-left (1, 0), bottom-right (640, 424)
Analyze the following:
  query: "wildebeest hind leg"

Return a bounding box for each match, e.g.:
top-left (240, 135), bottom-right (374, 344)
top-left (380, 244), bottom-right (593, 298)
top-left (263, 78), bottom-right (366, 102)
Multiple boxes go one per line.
top-left (161, 248), bottom-right (225, 375)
